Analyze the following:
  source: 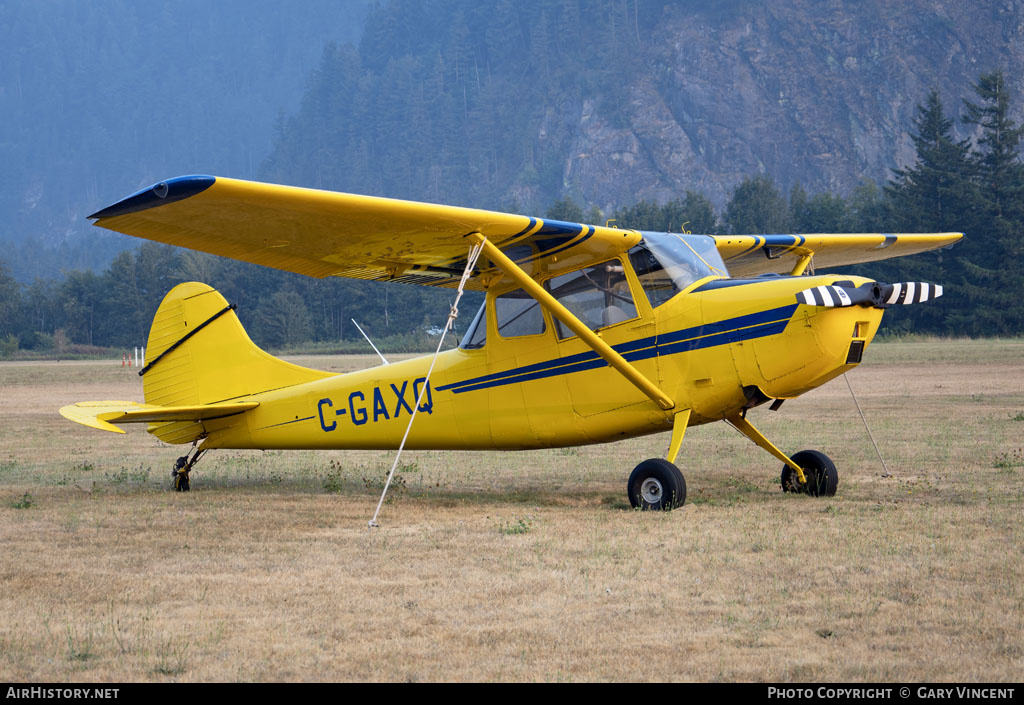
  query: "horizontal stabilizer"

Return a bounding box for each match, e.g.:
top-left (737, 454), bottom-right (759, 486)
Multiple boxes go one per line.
top-left (796, 281), bottom-right (943, 308)
top-left (59, 400), bottom-right (258, 434)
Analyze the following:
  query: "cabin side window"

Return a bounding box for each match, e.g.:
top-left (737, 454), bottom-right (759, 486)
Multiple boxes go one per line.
top-left (495, 288), bottom-right (545, 338)
top-left (545, 259), bottom-right (638, 340)
top-left (628, 246), bottom-right (679, 308)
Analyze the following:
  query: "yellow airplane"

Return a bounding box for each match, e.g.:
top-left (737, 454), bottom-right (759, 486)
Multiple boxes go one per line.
top-left (61, 175), bottom-right (961, 508)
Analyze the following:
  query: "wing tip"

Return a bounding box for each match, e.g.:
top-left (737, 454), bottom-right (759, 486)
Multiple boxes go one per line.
top-left (89, 175), bottom-right (216, 220)
top-left (59, 402), bottom-right (129, 434)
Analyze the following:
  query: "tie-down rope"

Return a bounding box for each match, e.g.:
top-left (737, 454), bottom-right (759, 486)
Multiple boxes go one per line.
top-left (844, 372), bottom-right (891, 476)
top-left (368, 238), bottom-right (487, 528)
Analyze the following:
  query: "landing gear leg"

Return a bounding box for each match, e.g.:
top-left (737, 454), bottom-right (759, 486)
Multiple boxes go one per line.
top-left (626, 409), bottom-right (691, 511)
top-left (172, 444), bottom-right (207, 492)
top-left (726, 412), bottom-right (838, 496)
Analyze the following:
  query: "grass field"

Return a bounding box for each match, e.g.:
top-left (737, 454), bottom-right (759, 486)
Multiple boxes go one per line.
top-left (0, 340), bottom-right (1022, 682)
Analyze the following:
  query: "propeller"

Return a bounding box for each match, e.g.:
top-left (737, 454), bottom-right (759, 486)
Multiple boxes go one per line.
top-left (796, 281), bottom-right (943, 308)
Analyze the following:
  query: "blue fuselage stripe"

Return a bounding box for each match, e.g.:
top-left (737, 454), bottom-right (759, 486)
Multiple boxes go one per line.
top-left (437, 304), bottom-right (797, 395)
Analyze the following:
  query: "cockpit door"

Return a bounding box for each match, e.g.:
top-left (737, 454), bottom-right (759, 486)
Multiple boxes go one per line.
top-left (549, 258), bottom-right (659, 424)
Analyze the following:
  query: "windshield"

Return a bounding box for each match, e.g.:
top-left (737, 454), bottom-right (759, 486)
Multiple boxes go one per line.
top-left (628, 233), bottom-right (728, 307)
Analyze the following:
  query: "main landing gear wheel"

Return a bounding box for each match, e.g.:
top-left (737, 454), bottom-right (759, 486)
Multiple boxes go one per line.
top-left (628, 458), bottom-right (686, 511)
top-left (781, 449), bottom-right (838, 497)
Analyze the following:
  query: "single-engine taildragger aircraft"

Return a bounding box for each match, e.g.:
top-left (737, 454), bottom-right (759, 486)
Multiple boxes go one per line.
top-left (61, 175), bottom-right (962, 508)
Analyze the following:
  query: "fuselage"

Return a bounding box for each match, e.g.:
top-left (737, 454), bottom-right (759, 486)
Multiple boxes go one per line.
top-left (201, 268), bottom-right (883, 452)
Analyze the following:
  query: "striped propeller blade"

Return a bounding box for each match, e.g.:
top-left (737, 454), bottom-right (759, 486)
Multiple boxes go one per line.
top-left (882, 282), bottom-right (944, 305)
top-left (796, 281), bottom-right (944, 308)
top-left (796, 285), bottom-right (855, 307)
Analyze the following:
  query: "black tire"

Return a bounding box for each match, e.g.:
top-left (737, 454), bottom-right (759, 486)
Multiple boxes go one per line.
top-left (780, 450), bottom-right (837, 497)
top-left (628, 458), bottom-right (686, 510)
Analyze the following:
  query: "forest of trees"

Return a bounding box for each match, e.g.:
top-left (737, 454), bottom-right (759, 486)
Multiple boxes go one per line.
top-left (1, 55), bottom-right (1022, 355)
top-left (261, 0), bottom-right (663, 209)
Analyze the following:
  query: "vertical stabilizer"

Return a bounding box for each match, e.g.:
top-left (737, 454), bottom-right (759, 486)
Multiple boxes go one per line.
top-left (142, 282), bottom-right (331, 442)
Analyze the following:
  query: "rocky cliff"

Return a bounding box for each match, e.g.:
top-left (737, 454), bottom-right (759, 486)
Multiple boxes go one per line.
top-left (550, 0), bottom-right (1024, 211)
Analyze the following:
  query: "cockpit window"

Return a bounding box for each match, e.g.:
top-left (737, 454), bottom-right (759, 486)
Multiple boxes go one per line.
top-left (459, 300), bottom-right (487, 349)
top-left (628, 233), bottom-right (728, 308)
top-left (545, 259), bottom-right (638, 339)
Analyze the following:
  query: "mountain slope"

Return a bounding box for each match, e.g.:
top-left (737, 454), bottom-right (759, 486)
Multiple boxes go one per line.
top-left (266, 0), bottom-right (1024, 215)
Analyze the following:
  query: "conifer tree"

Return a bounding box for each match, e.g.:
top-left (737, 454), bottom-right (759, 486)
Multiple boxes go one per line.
top-left (963, 70), bottom-right (1024, 227)
top-left (954, 70), bottom-right (1024, 334)
top-left (546, 196), bottom-right (584, 222)
top-left (886, 90), bottom-right (974, 233)
top-left (0, 262), bottom-right (21, 342)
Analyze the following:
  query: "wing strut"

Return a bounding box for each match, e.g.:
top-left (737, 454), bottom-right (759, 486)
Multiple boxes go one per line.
top-left (468, 232), bottom-right (674, 411)
top-left (790, 253), bottom-right (814, 276)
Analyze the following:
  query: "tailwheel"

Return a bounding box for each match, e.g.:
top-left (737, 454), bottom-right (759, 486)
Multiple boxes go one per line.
top-left (628, 458), bottom-right (686, 511)
top-left (171, 446), bottom-right (207, 492)
top-left (173, 466), bottom-right (190, 491)
top-left (781, 449), bottom-right (838, 497)
top-left (172, 456), bottom-right (191, 492)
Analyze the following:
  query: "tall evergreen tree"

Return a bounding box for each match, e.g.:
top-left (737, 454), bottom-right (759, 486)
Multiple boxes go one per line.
top-left (963, 70), bottom-right (1024, 227)
top-left (0, 262), bottom-right (22, 343)
top-left (954, 70), bottom-right (1024, 334)
top-left (873, 91), bottom-right (975, 333)
top-left (887, 90), bottom-right (974, 233)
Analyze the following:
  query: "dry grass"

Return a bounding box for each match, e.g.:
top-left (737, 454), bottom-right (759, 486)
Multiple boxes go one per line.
top-left (0, 341), bottom-right (1022, 682)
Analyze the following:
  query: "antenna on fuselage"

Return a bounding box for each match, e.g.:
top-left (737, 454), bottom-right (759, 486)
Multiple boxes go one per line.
top-left (351, 319), bottom-right (389, 366)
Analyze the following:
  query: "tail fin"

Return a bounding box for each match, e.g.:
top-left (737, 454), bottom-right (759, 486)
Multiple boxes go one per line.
top-left (142, 282), bottom-right (331, 442)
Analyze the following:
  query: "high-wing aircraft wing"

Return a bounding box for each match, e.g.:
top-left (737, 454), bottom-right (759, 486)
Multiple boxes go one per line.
top-left (89, 176), bottom-right (640, 290)
top-left (713, 233), bottom-right (963, 277)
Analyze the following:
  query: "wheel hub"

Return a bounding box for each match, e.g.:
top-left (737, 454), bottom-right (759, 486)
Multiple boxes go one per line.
top-left (640, 477), bottom-right (663, 504)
